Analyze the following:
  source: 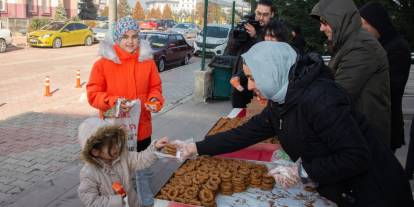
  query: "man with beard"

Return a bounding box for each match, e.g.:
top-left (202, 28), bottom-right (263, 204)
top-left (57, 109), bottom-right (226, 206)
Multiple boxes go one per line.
top-left (225, 0), bottom-right (275, 108)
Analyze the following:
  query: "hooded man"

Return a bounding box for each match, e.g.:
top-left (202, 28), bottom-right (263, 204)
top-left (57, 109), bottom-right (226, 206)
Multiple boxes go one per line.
top-left (359, 2), bottom-right (412, 152)
top-left (311, 0), bottom-right (391, 147)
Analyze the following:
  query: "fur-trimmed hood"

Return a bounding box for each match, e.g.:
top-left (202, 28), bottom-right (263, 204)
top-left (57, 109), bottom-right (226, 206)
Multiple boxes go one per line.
top-left (98, 32), bottom-right (154, 64)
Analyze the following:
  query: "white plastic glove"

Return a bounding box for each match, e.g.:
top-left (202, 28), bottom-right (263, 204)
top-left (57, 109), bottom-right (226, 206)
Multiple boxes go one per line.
top-left (268, 165), bottom-right (300, 189)
top-left (170, 140), bottom-right (198, 161)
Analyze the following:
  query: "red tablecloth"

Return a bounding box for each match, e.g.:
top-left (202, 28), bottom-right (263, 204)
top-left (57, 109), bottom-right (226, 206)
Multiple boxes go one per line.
top-left (218, 142), bottom-right (279, 162)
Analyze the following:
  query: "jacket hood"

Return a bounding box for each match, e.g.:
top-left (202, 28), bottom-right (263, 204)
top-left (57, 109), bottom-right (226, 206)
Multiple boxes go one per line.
top-left (284, 52), bottom-right (333, 109)
top-left (359, 2), bottom-right (398, 45)
top-left (98, 34), bottom-right (154, 64)
top-left (311, 0), bottom-right (361, 52)
top-left (78, 118), bottom-right (126, 167)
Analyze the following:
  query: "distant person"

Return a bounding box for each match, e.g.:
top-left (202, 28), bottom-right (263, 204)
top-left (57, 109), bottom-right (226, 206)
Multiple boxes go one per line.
top-left (359, 2), bottom-right (412, 152)
top-left (86, 17), bottom-right (164, 207)
top-left (78, 118), bottom-right (168, 207)
top-left (263, 19), bottom-right (288, 42)
top-left (311, 0), bottom-right (391, 147)
top-left (225, 0), bottom-right (275, 108)
top-left (291, 26), bottom-right (306, 54)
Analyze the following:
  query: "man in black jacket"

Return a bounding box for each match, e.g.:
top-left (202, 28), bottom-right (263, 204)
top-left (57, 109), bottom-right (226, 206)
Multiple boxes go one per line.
top-left (359, 2), bottom-right (412, 152)
top-left (225, 0), bottom-right (275, 108)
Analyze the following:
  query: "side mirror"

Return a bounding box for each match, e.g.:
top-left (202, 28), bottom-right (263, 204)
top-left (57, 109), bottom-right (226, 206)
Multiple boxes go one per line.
top-left (62, 28), bottom-right (69, 32)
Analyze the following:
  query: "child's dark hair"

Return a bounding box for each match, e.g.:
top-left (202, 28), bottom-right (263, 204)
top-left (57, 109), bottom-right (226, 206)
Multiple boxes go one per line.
top-left (257, 0), bottom-right (276, 13)
top-left (81, 125), bottom-right (126, 167)
top-left (264, 20), bottom-right (288, 42)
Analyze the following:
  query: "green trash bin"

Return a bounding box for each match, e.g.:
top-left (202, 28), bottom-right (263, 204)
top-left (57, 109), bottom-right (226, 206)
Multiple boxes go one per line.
top-left (209, 56), bottom-right (237, 99)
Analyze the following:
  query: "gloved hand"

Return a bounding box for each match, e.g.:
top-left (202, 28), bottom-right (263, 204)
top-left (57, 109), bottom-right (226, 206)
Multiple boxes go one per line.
top-left (171, 140), bottom-right (198, 161)
top-left (268, 165), bottom-right (300, 189)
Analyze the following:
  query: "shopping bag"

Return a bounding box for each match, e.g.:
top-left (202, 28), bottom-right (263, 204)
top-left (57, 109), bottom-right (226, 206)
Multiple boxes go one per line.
top-left (104, 98), bottom-right (141, 152)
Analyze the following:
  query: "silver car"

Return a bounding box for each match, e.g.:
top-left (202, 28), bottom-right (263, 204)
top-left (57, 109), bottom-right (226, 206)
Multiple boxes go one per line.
top-left (169, 23), bottom-right (200, 40)
top-left (92, 21), bottom-right (108, 42)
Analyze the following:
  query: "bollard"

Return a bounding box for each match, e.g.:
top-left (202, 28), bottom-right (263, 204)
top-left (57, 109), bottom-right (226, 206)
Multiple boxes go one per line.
top-left (75, 70), bottom-right (81, 88)
top-left (44, 76), bottom-right (51, 97)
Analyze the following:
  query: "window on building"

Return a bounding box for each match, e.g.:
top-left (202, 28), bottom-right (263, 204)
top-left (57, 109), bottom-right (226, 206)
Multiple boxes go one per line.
top-left (28, 0), bottom-right (38, 12)
top-left (0, 0), bottom-right (6, 11)
top-left (42, 0), bottom-right (51, 13)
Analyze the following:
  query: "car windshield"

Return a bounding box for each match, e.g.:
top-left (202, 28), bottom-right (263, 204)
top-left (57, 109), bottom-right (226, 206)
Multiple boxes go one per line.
top-left (174, 24), bottom-right (190, 29)
top-left (201, 26), bottom-right (229, 38)
top-left (41, 22), bottom-right (66, 31)
top-left (141, 34), bottom-right (168, 48)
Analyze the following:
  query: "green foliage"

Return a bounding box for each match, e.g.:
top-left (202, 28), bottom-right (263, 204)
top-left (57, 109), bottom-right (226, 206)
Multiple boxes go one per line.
top-left (270, 0), bottom-right (413, 53)
top-left (29, 18), bottom-right (50, 31)
top-left (54, 1), bottom-right (68, 21)
top-left (273, 0), bottom-right (324, 53)
top-left (78, 0), bottom-right (97, 20)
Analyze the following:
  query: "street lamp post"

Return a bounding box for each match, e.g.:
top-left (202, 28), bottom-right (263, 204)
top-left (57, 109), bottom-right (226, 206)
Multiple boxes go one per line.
top-left (108, 0), bottom-right (117, 32)
top-left (200, 0), bottom-right (208, 71)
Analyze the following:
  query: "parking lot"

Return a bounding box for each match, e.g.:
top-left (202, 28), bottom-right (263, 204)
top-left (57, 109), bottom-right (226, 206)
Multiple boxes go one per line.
top-left (0, 44), bottom-right (202, 120)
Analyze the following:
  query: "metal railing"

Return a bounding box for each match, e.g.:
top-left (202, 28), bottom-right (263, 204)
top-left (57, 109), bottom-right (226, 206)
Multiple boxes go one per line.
top-left (322, 53), bottom-right (414, 64)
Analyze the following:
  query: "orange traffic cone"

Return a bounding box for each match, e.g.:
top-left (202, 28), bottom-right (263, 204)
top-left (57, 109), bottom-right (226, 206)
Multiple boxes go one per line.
top-left (75, 70), bottom-right (81, 88)
top-left (44, 76), bottom-right (51, 97)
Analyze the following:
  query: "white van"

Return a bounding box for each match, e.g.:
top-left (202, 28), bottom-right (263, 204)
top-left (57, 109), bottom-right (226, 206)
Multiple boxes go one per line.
top-left (194, 24), bottom-right (231, 56)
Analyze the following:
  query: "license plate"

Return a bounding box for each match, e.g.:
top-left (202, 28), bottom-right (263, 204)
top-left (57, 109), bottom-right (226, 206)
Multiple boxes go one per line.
top-left (30, 39), bottom-right (37, 43)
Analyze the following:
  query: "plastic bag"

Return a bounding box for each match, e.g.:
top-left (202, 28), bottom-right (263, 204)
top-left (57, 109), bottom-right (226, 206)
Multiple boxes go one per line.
top-left (104, 99), bottom-right (141, 152)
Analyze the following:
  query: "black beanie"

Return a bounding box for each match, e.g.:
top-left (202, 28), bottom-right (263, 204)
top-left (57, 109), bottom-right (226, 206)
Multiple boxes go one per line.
top-left (359, 2), bottom-right (398, 45)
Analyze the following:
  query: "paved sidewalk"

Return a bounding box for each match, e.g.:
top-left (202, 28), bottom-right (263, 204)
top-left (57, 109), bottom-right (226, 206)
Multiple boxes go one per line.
top-left (0, 58), bottom-right (206, 206)
top-left (1, 62), bottom-right (413, 207)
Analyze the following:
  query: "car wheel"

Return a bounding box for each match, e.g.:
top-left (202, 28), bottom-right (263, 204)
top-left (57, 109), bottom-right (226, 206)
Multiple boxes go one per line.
top-left (52, 38), bottom-right (62, 48)
top-left (84, 36), bottom-right (93, 46)
top-left (158, 58), bottom-right (166, 72)
top-left (0, 39), bottom-right (6, 53)
top-left (182, 54), bottom-right (190, 65)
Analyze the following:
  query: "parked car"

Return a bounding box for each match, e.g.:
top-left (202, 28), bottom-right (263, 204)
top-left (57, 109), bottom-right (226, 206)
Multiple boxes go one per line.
top-left (140, 31), bottom-right (194, 72)
top-left (140, 20), bottom-right (158, 31)
top-left (156, 19), bottom-right (176, 30)
top-left (194, 24), bottom-right (231, 57)
top-left (92, 21), bottom-right (109, 42)
top-left (0, 22), bottom-right (12, 53)
top-left (27, 21), bottom-right (93, 48)
top-left (169, 23), bottom-right (200, 39)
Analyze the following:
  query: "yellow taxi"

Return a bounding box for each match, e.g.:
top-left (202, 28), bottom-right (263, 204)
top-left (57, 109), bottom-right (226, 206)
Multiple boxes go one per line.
top-left (28, 21), bottom-right (93, 48)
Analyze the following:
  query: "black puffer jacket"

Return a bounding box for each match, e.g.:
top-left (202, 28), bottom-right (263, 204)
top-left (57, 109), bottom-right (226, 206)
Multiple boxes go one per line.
top-left (197, 53), bottom-right (413, 207)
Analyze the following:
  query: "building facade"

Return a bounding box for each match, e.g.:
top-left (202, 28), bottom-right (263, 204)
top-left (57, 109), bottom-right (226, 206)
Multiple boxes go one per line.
top-left (144, 0), bottom-right (196, 15)
top-left (0, 0), bottom-right (77, 19)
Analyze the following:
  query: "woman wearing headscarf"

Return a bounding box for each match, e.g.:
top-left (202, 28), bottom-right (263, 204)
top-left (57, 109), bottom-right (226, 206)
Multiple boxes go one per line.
top-left (86, 17), bottom-right (164, 207)
top-left (359, 2), bottom-right (412, 152)
top-left (179, 42), bottom-right (413, 207)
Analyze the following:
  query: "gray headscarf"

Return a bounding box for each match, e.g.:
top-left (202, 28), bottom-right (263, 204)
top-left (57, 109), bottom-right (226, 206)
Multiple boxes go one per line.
top-left (241, 41), bottom-right (297, 103)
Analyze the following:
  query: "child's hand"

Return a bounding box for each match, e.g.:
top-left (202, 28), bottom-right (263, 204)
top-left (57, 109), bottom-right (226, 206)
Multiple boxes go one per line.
top-left (155, 137), bottom-right (169, 150)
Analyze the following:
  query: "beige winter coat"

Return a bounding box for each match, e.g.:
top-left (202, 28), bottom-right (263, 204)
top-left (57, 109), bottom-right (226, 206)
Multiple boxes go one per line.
top-left (78, 139), bottom-right (158, 207)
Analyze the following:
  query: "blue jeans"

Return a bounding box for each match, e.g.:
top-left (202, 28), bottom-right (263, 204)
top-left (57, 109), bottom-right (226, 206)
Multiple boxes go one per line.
top-left (136, 168), bottom-right (154, 206)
